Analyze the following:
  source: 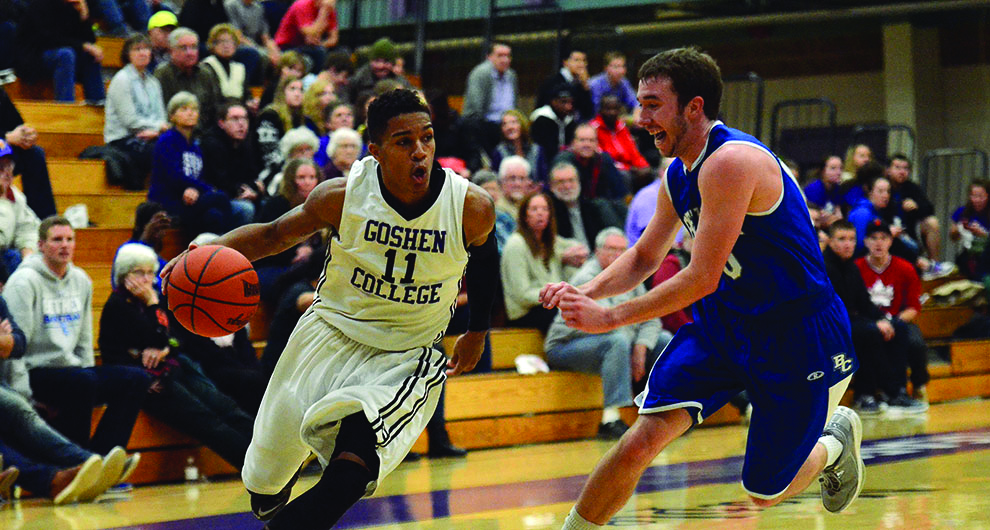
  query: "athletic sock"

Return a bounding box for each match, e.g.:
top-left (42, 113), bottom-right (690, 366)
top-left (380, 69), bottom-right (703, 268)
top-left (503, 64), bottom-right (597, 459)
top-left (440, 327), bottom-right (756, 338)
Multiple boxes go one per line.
top-left (267, 459), bottom-right (371, 530)
top-left (561, 506), bottom-right (602, 529)
top-left (819, 435), bottom-right (843, 467)
top-left (601, 407), bottom-right (620, 424)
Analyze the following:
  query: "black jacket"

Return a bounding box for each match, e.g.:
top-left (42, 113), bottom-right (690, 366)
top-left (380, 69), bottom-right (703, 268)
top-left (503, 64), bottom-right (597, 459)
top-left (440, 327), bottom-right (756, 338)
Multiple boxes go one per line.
top-left (15, 0), bottom-right (96, 80)
top-left (536, 71), bottom-right (594, 122)
top-left (550, 194), bottom-right (621, 246)
top-left (823, 246), bottom-right (883, 321)
top-left (200, 125), bottom-right (263, 198)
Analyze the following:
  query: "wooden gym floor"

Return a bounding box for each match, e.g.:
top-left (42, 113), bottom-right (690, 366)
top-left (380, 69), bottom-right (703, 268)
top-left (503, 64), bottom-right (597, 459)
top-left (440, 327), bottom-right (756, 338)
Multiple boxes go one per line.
top-left (2, 398), bottom-right (989, 529)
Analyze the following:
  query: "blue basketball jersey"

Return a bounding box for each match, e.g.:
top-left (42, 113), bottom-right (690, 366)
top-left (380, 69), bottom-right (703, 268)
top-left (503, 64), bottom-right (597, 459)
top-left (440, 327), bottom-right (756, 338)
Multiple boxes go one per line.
top-left (665, 122), bottom-right (831, 318)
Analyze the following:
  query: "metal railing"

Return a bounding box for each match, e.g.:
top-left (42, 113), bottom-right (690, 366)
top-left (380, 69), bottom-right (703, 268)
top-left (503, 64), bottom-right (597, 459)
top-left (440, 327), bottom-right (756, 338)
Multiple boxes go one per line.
top-left (921, 148), bottom-right (990, 260)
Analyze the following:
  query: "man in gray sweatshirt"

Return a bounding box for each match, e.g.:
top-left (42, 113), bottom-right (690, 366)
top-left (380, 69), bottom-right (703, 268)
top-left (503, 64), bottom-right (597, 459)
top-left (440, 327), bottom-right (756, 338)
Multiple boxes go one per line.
top-left (0, 216), bottom-right (151, 454)
top-left (543, 227), bottom-right (670, 440)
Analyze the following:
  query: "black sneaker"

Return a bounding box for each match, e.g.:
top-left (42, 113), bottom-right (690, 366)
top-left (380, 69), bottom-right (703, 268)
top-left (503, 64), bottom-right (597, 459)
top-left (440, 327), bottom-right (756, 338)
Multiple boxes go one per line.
top-left (852, 395), bottom-right (883, 416)
top-left (428, 443), bottom-right (468, 458)
top-left (887, 391), bottom-right (929, 414)
top-left (597, 420), bottom-right (629, 440)
top-left (250, 471), bottom-right (300, 522)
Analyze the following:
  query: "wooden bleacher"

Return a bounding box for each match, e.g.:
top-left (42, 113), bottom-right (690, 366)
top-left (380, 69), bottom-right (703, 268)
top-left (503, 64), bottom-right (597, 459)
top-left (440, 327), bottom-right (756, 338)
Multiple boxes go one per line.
top-left (4, 38), bottom-right (988, 484)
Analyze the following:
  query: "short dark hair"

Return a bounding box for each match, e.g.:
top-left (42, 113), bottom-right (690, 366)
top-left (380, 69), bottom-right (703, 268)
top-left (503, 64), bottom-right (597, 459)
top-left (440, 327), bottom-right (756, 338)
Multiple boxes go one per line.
top-left (828, 219), bottom-right (855, 236)
top-left (122, 34), bottom-right (152, 66)
top-left (889, 153), bottom-right (911, 168)
top-left (322, 51), bottom-right (354, 75)
top-left (638, 47), bottom-right (723, 120)
top-left (488, 42), bottom-right (510, 55)
top-left (218, 99), bottom-right (246, 121)
top-left (603, 51), bottom-right (625, 65)
top-left (366, 89), bottom-right (431, 145)
top-left (39, 215), bottom-right (72, 241)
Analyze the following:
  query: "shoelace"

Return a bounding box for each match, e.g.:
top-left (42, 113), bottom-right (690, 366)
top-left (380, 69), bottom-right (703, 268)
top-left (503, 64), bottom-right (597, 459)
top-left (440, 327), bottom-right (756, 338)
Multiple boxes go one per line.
top-left (820, 470), bottom-right (841, 492)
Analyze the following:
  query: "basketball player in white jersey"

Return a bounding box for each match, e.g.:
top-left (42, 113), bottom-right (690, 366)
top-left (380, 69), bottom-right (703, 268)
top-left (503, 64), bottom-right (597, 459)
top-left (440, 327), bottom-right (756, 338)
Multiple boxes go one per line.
top-left (161, 89), bottom-right (497, 529)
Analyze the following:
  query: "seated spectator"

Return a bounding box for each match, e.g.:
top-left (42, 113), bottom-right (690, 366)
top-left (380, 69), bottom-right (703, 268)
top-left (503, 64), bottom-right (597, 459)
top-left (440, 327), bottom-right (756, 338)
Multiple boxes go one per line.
top-left (115, 201), bottom-right (170, 291)
top-left (495, 155), bottom-right (535, 225)
top-left (148, 92), bottom-right (235, 238)
top-left (265, 126), bottom-right (319, 194)
top-left (553, 123), bottom-right (627, 201)
top-left (823, 220), bottom-right (890, 415)
top-left (201, 101), bottom-right (263, 226)
top-left (100, 243), bottom-right (255, 465)
top-left (319, 127), bottom-right (361, 180)
top-left (314, 102), bottom-right (354, 167)
top-left (547, 162), bottom-right (622, 248)
top-left (2, 217), bottom-right (152, 456)
top-left (842, 142), bottom-right (874, 181)
top-left (589, 51), bottom-right (638, 114)
top-left (311, 51), bottom-right (353, 102)
top-left (803, 154), bottom-right (846, 219)
top-left (537, 49), bottom-right (593, 122)
top-left (146, 10), bottom-right (178, 73)
top-left (500, 192), bottom-right (588, 332)
top-left (886, 154), bottom-right (942, 263)
top-left (257, 75), bottom-right (312, 182)
top-left (0, 141), bottom-right (40, 284)
top-left (202, 24), bottom-right (249, 103)
top-left (590, 95), bottom-right (652, 192)
top-left (855, 221), bottom-right (929, 412)
top-left (105, 34), bottom-right (168, 180)
top-left (256, 158), bottom-right (323, 297)
top-left (471, 170), bottom-right (514, 252)
top-left (951, 179), bottom-right (990, 279)
top-left (258, 51), bottom-right (306, 110)
top-left (273, 0), bottom-right (338, 71)
top-left (14, 0), bottom-right (106, 104)
top-left (348, 38), bottom-right (410, 105)
top-left (0, 294), bottom-right (132, 504)
top-left (92, 0), bottom-right (149, 37)
top-left (178, 0), bottom-right (229, 45)
top-left (544, 228), bottom-right (666, 439)
top-left (492, 110), bottom-right (549, 188)
top-left (530, 84), bottom-right (577, 158)
top-left (0, 88), bottom-right (57, 219)
top-left (224, 0), bottom-right (282, 85)
top-left (303, 78), bottom-right (337, 135)
top-left (154, 27), bottom-right (223, 127)
top-left (847, 173), bottom-right (890, 252)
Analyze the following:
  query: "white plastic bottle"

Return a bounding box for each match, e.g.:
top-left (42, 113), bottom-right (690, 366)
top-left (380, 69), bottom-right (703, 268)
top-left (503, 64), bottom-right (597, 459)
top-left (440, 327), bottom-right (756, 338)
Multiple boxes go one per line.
top-left (184, 456), bottom-right (200, 482)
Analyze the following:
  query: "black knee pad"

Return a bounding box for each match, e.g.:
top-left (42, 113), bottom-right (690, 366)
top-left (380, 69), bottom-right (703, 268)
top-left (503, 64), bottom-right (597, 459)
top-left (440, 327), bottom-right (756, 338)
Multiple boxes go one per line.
top-left (331, 414), bottom-right (381, 477)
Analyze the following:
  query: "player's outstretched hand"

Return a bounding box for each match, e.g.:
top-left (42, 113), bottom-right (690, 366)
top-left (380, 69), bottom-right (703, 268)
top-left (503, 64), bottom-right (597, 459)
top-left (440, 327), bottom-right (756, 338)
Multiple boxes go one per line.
top-left (540, 281), bottom-right (580, 309)
top-left (159, 243), bottom-right (199, 287)
top-left (558, 292), bottom-right (616, 334)
top-left (446, 330), bottom-right (486, 376)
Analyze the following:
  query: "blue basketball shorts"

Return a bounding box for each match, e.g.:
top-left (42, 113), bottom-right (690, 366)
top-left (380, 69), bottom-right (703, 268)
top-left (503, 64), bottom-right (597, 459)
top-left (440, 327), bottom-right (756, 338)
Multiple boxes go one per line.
top-left (635, 292), bottom-right (857, 498)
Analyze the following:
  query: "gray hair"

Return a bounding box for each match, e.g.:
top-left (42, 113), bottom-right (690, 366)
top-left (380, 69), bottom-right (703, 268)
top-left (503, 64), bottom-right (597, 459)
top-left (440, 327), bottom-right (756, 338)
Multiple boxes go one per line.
top-left (498, 155), bottom-right (531, 180)
top-left (550, 161), bottom-right (579, 181)
top-left (594, 227), bottom-right (627, 250)
top-left (280, 127), bottom-right (320, 160)
top-left (327, 127), bottom-right (362, 159)
top-left (471, 169), bottom-right (498, 187)
top-left (112, 243), bottom-right (159, 289)
top-left (167, 91), bottom-right (199, 117)
top-left (168, 27), bottom-right (198, 48)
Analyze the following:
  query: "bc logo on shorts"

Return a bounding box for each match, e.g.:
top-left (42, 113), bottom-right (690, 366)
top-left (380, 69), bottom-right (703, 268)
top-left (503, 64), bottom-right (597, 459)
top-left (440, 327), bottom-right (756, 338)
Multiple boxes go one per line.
top-left (832, 353), bottom-right (854, 374)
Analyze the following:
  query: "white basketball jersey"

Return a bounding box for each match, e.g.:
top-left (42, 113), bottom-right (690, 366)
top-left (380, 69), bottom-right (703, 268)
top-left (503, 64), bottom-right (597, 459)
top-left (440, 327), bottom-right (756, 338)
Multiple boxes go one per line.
top-left (312, 156), bottom-right (469, 351)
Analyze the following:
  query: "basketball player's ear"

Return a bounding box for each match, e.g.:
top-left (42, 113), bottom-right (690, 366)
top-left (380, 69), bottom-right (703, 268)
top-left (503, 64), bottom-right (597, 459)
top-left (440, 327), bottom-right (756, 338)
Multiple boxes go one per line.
top-left (687, 96), bottom-right (704, 118)
top-left (367, 142), bottom-right (381, 162)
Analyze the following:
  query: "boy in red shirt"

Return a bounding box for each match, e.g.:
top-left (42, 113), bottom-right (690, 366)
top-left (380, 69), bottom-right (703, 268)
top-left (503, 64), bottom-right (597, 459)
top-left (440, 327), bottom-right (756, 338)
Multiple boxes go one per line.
top-left (855, 220), bottom-right (929, 412)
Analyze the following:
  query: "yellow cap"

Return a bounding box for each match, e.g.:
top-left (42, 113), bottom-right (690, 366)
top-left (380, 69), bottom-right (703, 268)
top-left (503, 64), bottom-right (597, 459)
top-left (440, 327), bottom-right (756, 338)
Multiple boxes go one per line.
top-left (148, 11), bottom-right (178, 31)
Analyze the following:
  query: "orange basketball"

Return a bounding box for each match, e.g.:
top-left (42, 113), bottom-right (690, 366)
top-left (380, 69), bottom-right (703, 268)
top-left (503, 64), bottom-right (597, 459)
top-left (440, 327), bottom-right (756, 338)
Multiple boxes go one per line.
top-left (165, 245), bottom-right (260, 338)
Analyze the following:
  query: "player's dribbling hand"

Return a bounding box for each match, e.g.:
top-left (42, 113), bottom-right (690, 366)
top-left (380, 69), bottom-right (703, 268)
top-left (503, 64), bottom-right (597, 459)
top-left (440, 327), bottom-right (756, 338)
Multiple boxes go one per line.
top-left (558, 292), bottom-right (616, 334)
top-left (159, 243), bottom-right (199, 285)
top-left (540, 281), bottom-right (580, 309)
top-left (446, 330), bottom-right (485, 376)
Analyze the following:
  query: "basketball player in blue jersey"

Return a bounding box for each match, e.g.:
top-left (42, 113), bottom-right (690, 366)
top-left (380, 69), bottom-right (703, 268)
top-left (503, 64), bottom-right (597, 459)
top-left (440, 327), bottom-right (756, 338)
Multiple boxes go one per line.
top-left (542, 47), bottom-right (864, 529)
top-left (161, 89), bottom-right (498, 529)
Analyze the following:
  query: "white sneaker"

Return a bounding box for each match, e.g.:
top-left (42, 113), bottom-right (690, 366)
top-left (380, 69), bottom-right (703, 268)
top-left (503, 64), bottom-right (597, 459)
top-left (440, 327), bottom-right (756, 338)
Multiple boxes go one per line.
top-left (819, 406), bottom-right (865, 513)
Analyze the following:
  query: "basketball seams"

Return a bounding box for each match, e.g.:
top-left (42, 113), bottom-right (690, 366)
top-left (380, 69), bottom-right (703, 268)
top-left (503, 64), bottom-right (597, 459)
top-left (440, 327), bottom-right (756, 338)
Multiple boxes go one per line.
top-left (194, 267), bottom-right (257, 287)
top-left (190, 246), bottom-right (224, 333)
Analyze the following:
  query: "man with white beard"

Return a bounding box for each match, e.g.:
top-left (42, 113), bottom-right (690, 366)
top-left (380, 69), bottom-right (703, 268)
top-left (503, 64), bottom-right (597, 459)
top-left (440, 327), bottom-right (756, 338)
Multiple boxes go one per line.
top-left (548, 162), bottom-right (622, 248)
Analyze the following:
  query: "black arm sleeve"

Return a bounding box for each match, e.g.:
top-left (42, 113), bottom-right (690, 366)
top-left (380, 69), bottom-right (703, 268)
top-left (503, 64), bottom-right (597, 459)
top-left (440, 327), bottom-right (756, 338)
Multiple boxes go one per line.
top-left (465, 229), bottom-right (499, 332)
